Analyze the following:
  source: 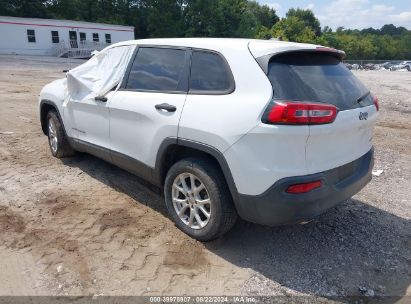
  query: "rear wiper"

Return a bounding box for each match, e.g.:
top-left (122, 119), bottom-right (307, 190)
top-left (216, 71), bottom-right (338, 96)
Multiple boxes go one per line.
top-left (356, 91), bottom-right (370, 104)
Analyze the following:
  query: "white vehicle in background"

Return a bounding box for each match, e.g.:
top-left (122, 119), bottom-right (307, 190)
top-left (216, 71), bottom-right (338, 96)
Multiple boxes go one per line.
top-left (390, 61), bottom-right (411, 71)
top-left (39, 38), bottom-right (378, 241)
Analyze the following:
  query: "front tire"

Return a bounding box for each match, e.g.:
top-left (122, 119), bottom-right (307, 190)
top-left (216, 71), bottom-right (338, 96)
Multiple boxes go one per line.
top-left (164, 158), bottom-right (238, 241)
top-left (47, 110), bottom-right (75, 158)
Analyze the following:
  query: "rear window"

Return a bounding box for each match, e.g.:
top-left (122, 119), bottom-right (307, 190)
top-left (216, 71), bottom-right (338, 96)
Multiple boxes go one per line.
top-left (267, 52), bottom-right (373, 110)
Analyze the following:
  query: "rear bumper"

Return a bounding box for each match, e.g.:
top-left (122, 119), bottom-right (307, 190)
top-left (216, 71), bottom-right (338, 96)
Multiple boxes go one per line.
top-left (235, 148), bottom-right (374, 226)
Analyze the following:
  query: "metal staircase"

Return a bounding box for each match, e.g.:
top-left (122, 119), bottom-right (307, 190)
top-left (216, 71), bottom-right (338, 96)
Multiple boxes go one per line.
top-left (52, 40), bottom-right (110, 59)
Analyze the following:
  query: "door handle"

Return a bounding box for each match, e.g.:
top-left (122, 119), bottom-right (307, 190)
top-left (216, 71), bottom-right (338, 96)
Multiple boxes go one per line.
top-left (155, 103), bottom-right (176, 112)
top-left (95, 96), bottom-right (107, 102)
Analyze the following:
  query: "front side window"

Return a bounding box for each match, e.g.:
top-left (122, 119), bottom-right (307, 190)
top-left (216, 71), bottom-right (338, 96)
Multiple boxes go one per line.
top-left (105, 33), bottom-right (111, 44)
top-left (51, 31), bottom-right (59, 43)
top-left (93, 33), bottom-right (99, 42)
top-left (189, 51), bottom-right (233, 93)
top-left (80, 32), bottom-right (86, 42)
top-left (125, 47), bottom-right (187, 92)
top-left (27, 29), bottom-right (36, 43)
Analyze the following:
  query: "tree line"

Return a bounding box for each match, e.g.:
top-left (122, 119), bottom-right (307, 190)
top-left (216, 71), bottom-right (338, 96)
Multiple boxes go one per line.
top-left (1, 0), bottom-right (410, 60)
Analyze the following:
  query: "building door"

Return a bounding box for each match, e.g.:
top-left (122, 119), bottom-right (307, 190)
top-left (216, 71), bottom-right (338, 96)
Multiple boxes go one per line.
top-left (69, 31), bottom-right (78, 48)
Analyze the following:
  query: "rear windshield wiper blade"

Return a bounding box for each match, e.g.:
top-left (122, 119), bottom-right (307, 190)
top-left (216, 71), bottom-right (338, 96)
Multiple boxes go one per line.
top-left (356, 91), bottom-right (370, 104)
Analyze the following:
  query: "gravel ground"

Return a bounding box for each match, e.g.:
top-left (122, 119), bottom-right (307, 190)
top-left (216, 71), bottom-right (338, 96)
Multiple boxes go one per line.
top-left (0, 55), bottom-right (409, 301)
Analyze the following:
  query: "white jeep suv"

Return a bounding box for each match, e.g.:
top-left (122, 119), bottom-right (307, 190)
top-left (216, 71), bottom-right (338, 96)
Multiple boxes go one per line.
top-left (39, 38), bottom-right (378, 241)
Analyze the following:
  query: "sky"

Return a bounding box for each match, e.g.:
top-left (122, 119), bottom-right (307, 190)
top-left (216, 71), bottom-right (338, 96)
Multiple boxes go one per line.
top-left (258, 0), bottom-right (411, 30)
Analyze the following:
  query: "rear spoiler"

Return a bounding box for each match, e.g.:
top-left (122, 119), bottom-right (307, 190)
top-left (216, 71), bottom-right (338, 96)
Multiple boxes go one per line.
top-left (255, 47), bottom-right (346, 74)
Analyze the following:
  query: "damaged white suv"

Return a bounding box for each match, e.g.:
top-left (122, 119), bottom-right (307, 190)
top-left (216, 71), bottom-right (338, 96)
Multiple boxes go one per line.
top-left (39, 38), bottom-right (378, 241)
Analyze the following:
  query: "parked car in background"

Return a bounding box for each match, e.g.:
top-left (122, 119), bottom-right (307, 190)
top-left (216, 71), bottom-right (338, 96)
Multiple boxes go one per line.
top-left (377, 62), bottom-right (396, 70)
top-left (390, 61), bottom-right (411, 71)
top-left (363, 63), bottom-right (377, 70)
top-left (344, 63), bottom-right (353, 70)
top-left (349, 63), bottom-right (362, 70)
top-left (39, 38), bottom-right (378, 241)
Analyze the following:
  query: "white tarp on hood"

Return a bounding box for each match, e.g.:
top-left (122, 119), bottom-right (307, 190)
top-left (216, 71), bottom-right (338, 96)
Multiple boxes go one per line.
top-left (65, 45), bottom-right (136, 102)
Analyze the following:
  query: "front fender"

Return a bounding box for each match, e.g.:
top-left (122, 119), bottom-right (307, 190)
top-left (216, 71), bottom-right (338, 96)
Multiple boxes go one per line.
top-left (39, 78), bottom-right (66, 107)
top-left (39, 78), bottom-right (67, 135)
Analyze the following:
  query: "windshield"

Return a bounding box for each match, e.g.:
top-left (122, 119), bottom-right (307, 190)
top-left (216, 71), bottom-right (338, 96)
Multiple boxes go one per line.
top-left (267, 52), bottom-right (373, 110)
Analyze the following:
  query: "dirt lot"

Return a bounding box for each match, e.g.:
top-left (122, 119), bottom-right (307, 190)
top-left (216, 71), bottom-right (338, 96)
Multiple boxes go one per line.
top-left (0, 55), bottom-right (410, 300)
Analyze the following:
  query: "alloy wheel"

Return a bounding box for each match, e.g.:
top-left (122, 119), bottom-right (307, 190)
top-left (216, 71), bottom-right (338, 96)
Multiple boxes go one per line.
top-left (48, 118), bottom-right (58, 153)
top-left (171, 173), bottom-right (212, 229)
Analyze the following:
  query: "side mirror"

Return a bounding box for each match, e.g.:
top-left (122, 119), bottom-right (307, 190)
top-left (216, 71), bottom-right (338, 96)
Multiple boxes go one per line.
top-left (94, 96), bottom-right (107, 102)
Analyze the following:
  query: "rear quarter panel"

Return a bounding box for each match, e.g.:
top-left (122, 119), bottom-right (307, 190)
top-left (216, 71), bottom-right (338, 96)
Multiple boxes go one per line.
top-left (224, 123), bottom-right (310, 195)
top-left (178, 46), bottom-right (272, 153)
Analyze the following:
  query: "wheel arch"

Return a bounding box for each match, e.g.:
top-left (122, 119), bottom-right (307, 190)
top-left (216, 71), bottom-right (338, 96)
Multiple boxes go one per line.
top-left (39, 100), bottom-right (63, 135)
top-left (155, 138), bottom-right (240, 205)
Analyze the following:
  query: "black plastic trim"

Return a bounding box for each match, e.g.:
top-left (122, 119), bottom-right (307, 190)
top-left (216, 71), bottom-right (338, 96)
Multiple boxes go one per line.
top-left (236, 148), bottom-right (374, 226)
top-left (153, 137), bottom-right (179, 186)
top-left (176, 139), bottom-right (240, 203)
top-left (66, 136), bottom-right (237, 199)
top-left (39, 99), bottom-right (65, 135)
top-left (68, 137), bottom-right (156, 185)
top-left (68, 137), bottom-right (112, 163)
top-left (153, 138), bottom-right (239, 202)
top-left (110, 149), bottom-right (155, 184)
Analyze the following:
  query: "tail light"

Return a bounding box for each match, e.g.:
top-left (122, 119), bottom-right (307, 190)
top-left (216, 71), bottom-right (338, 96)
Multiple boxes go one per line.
top-left (262, 101), bottom-right (338, 125)
top-left (373, 95), bottom-right (379, 111)
top-left (286, 180), bottom-right (322, 194)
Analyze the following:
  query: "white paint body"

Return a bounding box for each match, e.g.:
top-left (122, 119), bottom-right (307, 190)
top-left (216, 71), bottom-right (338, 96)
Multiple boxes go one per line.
top-left (0, 16), bottom-right (134, 56)
top-left (39, 38), bottom-right (378, 196)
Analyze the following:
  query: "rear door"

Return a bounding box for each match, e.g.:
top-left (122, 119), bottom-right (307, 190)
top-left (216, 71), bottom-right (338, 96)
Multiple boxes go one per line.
top-left (266, 52), bottom-right (378, 174)
top-left (108, 46), bottom-right (190, 177)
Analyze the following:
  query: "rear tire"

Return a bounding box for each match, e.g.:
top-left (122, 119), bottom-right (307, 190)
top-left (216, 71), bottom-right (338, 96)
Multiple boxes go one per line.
top-left (46, 110), bottom-right (75, 158)
top-left (164, 158), bottom-right (238, 241)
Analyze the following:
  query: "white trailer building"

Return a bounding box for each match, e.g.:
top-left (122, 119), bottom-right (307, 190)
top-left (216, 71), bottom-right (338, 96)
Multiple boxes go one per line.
top-left (0, 16), bottom-right (134, 57)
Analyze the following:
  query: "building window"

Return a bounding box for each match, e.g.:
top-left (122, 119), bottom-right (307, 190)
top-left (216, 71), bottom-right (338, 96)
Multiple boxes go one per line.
top-left (51, 31), bottom-right (59, 43)
top-left (93, 33), bottom-right (99, 42)
top-left (105, 33), bottom-right (111, 44)
top-left (27, 29), bottom-right (36, 43)
top-left (80, 32), bottom-right (86, 42)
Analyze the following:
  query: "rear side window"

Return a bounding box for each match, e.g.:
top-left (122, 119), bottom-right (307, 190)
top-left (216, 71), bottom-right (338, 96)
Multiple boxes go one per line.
top-left (267, 52), bottom-right (372, 110)
top-left (126, 47), bottom-right (187, 92)
top-left (189, 51), bottom-right (234, 94)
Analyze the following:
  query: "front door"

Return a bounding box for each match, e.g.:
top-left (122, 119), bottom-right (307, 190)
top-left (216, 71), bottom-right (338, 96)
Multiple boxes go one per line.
top-left (65, 91), bottom-right (112, 162)
top-left (69, 30), bottom-right (78, 48)
top-left (108, 47), bottom-right (190, 178)
top-left (64, 45), bottom-right (136, 162)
